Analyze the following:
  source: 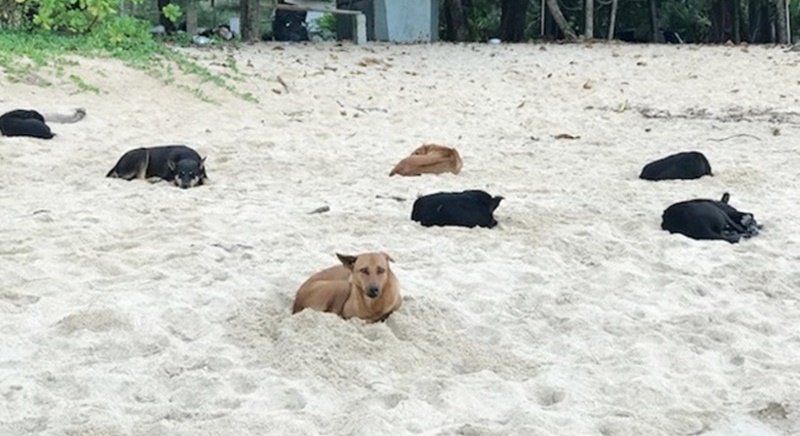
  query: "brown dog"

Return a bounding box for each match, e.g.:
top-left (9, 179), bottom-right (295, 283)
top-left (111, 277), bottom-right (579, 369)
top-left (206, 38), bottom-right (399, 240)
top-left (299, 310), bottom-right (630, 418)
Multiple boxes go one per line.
top-left (389, 144), bottom-right (463, 176)
top-left (292, 252), bottom-right (402, 322)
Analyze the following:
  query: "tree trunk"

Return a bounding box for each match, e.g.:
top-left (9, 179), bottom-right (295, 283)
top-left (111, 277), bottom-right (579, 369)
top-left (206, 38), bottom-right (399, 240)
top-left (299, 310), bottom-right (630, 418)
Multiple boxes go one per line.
top-left (501, 0), bottom-right (529, 42)
top-left (446, 0), bottom-right (470, 42)
top-left (545, 0), bottom-right (577, 40)
top-left (748, 0), bottom-right (759, 42)
top-left (186, 0), bottom-right (198, 36)
top-left (607, 0), bottom-right (618, 40)
top-left (749, 0), bottom-right (772, 42)
top-left (775, 0), bottom-right (788, 43)
top-left (585, 0), bottom-right (593, 39)
top-left (711, 0), bottom-right (720, 42)
top-left (648, 0), bottom-right (659, 42)
top-left (712, 0), bottom-right (744, 43)
top-left (540, 0), bottom-right (546, 36)
top-left (240, 0), bottom-right (260, 42)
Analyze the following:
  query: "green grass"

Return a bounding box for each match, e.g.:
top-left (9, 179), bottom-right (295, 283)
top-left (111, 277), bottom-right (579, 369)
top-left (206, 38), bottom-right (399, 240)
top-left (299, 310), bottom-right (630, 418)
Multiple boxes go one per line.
top-left (68, 73), bottom-right (101, 94)
top-left (0, 24), bottom-right (259, 103)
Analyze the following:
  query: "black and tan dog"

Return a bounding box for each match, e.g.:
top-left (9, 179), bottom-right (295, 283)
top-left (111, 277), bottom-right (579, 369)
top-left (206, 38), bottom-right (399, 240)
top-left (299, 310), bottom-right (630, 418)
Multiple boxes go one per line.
top-left (0, 108), bottom-right (86, 139)
top-left (106, 145), bottom-right (208, 189)
top-left (292, 252), bottom-right (402, 322)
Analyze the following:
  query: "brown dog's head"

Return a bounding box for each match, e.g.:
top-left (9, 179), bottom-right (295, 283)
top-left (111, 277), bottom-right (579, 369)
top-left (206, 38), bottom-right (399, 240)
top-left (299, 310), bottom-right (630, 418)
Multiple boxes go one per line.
top-left (337, 252), bottom-right (394, 299)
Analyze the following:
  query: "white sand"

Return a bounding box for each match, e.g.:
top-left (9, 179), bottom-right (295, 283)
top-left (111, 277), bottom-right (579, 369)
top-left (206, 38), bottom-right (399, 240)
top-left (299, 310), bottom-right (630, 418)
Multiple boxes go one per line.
top-left (2, 42), bottom-right (800, 435)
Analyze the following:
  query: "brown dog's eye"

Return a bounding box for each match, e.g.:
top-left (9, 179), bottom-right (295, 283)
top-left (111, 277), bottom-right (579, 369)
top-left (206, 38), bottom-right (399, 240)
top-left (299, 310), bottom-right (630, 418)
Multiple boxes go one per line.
top-left (359, 268), bottom-right (369, 274)
top-left (376, 267), bottom-right (386, 274)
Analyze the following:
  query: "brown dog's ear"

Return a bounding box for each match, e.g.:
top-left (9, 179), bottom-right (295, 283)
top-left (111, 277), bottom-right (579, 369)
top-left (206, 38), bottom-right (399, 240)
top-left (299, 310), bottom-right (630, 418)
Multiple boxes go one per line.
top-left (382, 252), bottom-right (395, 263)
top-left (412, 144), bottom-right (430, 155)
top-left (336, 253), bottom-right (358, 270)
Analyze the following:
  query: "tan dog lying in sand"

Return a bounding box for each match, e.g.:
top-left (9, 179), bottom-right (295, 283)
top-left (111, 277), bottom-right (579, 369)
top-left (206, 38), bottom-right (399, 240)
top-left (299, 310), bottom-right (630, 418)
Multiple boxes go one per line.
top-left (389, 144), bottom-right (463, 176)
top-left (292, 252), bottom-right (401, 322)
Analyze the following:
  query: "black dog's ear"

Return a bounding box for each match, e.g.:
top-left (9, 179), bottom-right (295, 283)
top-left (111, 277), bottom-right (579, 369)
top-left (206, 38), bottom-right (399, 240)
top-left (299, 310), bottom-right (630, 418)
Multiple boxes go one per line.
top-left (336, 253), bottom-right (358, 270)
top-left (490, 196), bottom-right (504, 212)
top-left (167, 160), bottom-right (176, 171)
top-left (721, 192), bottom-right (730, 204)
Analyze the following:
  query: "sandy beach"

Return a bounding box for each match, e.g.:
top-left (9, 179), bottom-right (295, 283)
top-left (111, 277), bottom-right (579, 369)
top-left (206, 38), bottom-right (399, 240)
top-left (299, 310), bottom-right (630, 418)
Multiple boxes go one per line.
top-left (2, 41), bottom-right (800, 435)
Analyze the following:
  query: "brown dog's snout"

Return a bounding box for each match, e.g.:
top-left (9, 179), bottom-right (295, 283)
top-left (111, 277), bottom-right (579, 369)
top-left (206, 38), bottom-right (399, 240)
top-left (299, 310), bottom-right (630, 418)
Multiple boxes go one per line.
top-left (366, 285), bottom-right (380, 298)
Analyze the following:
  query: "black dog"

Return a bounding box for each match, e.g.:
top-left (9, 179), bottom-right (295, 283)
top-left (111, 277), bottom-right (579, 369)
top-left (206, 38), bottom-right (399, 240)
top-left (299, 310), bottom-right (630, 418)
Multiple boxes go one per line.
top-left (411, 190), bottom-right (503, 228)
top-left (199, 24), bottom-right (235, 40)
top-left (640, 151), bottom-right (712, 181)
top-left (661, 193), bottom-right (762, 243)
top-left (662, 29), bottom-right (684, 44)
top-left (615, 29), bottom-right (644, 43)
top-left (272, 9), bottom-right (309, 42)
top-left (106, 145), bottom-right (207, 189)
top-left (0, 109), bottom-right (54, 139)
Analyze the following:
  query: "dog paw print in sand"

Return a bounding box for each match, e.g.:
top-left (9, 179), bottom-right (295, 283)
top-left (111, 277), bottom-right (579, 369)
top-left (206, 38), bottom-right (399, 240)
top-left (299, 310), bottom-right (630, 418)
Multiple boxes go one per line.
top-left (161, 308), bottom-right (212, 342)
top-left (380, 392), bottom-right (407, 409)
top-left (281, 388), bottom-right (308, 410)
top-left (54, 309), bottom-right (132, 335)
top-left (532, 385), bottom-right (566, 406)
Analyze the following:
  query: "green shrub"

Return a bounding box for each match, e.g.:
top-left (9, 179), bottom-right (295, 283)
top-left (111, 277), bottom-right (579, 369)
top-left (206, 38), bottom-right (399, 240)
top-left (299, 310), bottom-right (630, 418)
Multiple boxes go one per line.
top-left (23, 0), bottom-right (128, 33)
top-left (89, 15), bottom-right (156, 53)
top-left (317, 12), bottom-right (335, 33)
top-left (161, 3), bottom-right (181, 24)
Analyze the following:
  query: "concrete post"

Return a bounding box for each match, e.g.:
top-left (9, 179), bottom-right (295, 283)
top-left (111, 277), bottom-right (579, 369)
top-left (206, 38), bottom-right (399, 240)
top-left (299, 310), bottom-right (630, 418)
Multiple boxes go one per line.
top-left (353, 13), bottom-right (367, 44)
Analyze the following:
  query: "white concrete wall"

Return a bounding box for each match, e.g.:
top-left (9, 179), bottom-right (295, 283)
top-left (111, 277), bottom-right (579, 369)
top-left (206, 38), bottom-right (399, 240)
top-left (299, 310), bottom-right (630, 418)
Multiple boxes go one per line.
top-left (373, 0), bottom-right (438, 43)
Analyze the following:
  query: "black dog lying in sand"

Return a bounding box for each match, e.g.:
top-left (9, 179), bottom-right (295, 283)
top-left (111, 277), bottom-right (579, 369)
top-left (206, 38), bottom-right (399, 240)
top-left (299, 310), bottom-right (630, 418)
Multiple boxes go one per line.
top-left (106, 145), bottom-right (208, 189)
top-left (0, 108), bottom-right (86, 139)
top-left (0, 110), bottom-right (52, 139)
top-left (661, 193), bottom-right (762, 243)
top-left (412, 190), bottom-right (503, 228)
top-left (640, 151), bottom-right (712, 181)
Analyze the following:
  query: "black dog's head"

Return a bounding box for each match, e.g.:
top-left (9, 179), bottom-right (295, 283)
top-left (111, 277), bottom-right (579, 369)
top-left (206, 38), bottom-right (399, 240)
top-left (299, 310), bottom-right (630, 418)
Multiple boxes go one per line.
top-left (168, 157), bottom-right (206, 189)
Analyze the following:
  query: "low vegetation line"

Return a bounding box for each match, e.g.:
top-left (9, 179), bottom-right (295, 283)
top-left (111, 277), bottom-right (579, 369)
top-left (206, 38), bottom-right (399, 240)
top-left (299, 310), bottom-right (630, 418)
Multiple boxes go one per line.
top-left (0, 28), bottom-right (258, 104)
